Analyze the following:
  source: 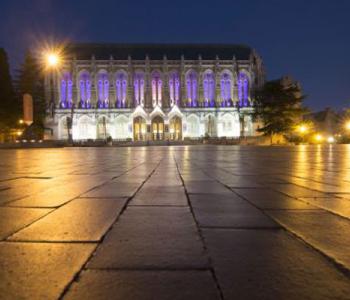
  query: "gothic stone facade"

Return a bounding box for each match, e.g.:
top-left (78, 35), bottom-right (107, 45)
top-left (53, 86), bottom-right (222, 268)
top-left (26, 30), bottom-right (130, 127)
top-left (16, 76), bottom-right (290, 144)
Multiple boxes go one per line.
top-left (45, 44), bottom-right (265, 141)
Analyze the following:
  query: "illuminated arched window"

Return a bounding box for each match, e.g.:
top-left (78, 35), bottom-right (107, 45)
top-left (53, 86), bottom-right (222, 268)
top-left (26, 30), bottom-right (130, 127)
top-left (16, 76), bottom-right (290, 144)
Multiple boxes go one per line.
top-left (97, 72), bottom-right (109, 108)
top-left (186, 70), bottom-right (197, 107)
top-left (60, 72), bottom-right (72, 108)
top-left (79, 71), bottom-right (91, 108)
top-left (169, 71), bottom-right (180, 107)
top-left (116, 71), bottom-right (127, 108)
top-left (220, 71), bottom-right (233, 107)
top-left (134, 72), bottom-right (145, 107)
top-left (238, 72), bottom-right (249, 107)
top-left (203, 70), bottom-right (215, 107)
top-left (151, 71), bottom-right (162, 107)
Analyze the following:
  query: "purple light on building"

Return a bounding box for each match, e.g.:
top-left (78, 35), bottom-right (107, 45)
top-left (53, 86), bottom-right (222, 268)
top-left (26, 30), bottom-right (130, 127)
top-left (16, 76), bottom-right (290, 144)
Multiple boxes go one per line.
top-left (116, 72), bottom-right (127, 108)
top-left (169, 72), bottom-right (180, 107)
top-left (79, 72), bottom-right (91, 108)
top-left (97, 72), bottom-right (109, 108)
top-left (203, 71), bottom-right (215, 107)
top-left (60, 72), bottom-right (72, 108)
top-left (134, 72), bottom-right (144, 107)
top-left (186, 70), bottom-right (197, 107)
top-left (238, 72), bottom-right (249, 107)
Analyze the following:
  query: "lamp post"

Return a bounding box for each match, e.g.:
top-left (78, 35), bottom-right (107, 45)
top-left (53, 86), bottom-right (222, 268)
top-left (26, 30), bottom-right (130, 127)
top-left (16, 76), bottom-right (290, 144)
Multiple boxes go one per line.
top-left (44, 51), bottom-right (74, 143)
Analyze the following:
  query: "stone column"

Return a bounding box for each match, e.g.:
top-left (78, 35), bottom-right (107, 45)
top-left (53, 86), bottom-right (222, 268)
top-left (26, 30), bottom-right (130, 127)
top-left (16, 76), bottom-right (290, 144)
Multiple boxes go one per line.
top-left (162, 55), bottom-right (169, 109)
top-left (145, 55), bottom-right (151, 109)
top-left (180, 55), bottom-right (186, 107)
top-left (127, 56), bottom-right (133, 108)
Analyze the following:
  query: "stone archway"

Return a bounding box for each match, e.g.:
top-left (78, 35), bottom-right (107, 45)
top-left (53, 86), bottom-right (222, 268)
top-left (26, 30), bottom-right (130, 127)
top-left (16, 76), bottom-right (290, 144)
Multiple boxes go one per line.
top-left (151, 116), bottom-right (164, 140)
top-left (169, 116), bottom-right (182, 140)
top-left (133, 116), bottom-right (147, 141)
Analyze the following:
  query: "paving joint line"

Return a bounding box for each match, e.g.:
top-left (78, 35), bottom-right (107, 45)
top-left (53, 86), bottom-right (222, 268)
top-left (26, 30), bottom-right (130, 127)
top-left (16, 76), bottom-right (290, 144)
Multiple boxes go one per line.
top-left (174, 155), bottom-right (225, 300)
top-left (57, 158), bottom-right (163, 300)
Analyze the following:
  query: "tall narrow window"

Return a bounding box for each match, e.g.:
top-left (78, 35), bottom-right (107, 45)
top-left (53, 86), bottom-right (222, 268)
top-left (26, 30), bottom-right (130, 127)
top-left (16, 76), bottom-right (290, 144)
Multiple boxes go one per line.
top-left (79, 72), bottom-right (91, 108)
top-left (238, 72), bottom-right (249, 107)
top-left (186, 70), bottom-right (197, 107)
top-left (134, 72), bottom-right (144, 107)
top-left (220, 72), bottom-right (232, 107)
top-left (203, 71), bottom-right (215, 107)
top-left (116, 71), bottom-right (127, 108)
top-left (169, 72), bottom-right (180, 107)
top-left (151, 71), bottom-right (162, 107)
top-left (97, 72), bottom-right (109, 108)
top-left (60, 72), bottom-right (72, 108)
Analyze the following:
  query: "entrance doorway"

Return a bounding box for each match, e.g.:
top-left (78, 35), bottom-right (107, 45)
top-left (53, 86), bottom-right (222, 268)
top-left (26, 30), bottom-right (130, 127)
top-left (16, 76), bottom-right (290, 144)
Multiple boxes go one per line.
top-left (151, 116), bottom-right (164, 140)
top-left (133, 117), bottom-right (146, 141)
top-left (169, 116), bottom-right (182, 140)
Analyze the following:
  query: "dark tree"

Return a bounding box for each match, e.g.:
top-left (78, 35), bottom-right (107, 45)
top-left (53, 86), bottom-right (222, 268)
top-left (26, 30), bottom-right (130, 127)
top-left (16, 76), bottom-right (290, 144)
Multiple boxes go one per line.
top-left (254, 77), bottom-right (308, 143)
top-left (0, 48), bottom-right (18, 128)
top-left (15, 51), bottom-right (45, 125)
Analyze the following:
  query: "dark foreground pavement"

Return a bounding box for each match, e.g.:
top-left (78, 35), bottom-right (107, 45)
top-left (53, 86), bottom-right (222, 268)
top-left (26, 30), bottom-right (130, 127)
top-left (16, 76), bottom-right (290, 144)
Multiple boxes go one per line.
top-left (1, 145), bottom-right (350, 300)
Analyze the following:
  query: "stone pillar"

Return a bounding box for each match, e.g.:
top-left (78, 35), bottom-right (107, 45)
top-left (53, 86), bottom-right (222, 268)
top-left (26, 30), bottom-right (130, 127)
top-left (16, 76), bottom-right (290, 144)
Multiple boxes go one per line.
top-left (145, 55), bottom-right (151, 109)
top-left (108, 55), bottom-right (115, 108)
top-left (214, 56), bottom-right (221, 107)
top-left (162, 55), bottom-right (169, 109)
top-left (197, 55), bottom-right (203, 107)
top-left (90, 55), bottom-right (97, 108)
top-left (127, 55), bottom-right (133, 108)
top-left (72, 58), bottom-right (78, 108)
top-left (180, 55), bottom-right (186, 107)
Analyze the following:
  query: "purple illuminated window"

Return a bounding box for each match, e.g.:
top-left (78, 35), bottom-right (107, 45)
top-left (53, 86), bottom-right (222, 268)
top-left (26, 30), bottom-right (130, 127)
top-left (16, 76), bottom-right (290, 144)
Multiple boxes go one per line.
top-left (151, 71), bottom-right (162, 107)
top-left (220, 72), bottom-right (232, 107)
top-left (97, 72), bottom-right (109, 108)
top-left (186, 70), bottom-right (197, 107)
top-left (134, 72), bottom-right (144, 107)
top-left (203, 71), bottom-right (215, 107)
top-left (79, 72), bottom-right (91, 108)
top-left (116, 72), bottom-right (127, 108)
top-left (169, 72), bottom-right (180, 107)
top-left (60, 72), bottom-right (72, 108)
top-left (238, 72), bottom-right (249, 107)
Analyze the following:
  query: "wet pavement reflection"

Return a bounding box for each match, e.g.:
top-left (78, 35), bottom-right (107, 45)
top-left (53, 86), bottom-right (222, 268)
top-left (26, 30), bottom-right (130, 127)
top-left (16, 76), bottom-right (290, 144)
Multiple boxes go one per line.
top-left (1, 145), bottom-right (350, 299)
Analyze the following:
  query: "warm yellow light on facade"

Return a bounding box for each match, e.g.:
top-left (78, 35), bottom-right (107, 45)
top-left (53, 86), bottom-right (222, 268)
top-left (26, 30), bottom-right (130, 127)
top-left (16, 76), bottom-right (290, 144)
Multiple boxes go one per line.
top-left (16, 131), bottom-right (22, 136)
top-left (19, 119), bottom-right (24, 125)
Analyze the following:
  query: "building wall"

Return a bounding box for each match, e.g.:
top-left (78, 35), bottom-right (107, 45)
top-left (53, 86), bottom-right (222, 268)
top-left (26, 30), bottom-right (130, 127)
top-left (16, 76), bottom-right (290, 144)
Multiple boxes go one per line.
top-left (45, 51), bottom-right (263, 140)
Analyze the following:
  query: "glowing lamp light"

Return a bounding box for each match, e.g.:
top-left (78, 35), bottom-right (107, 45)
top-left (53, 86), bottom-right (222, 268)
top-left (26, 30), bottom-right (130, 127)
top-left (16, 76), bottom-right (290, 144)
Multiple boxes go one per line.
top-left (345, 121), bottom-right (350, 131)
top-left (314, 134), bottom-right (323, 142)
top-left (327, 136), bottom-right (335, 143)
top-left (46, 53), bottom-right (60, 67)
top-left (298, 125), bottom-right (308, 134)
top-left (19, 119), bottom-right (24, 125)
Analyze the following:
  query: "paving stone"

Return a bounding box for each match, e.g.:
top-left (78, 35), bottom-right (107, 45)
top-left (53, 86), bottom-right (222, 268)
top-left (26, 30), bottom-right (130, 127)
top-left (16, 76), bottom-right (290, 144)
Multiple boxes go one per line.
top-left (267, 210), bottom-right (350, 270)
top-left (64, 270), bottom-right (220, 300)
top-left (299, 197), bottom-right (350, 219)
top-left (203, 229), bottom-right (350, 300)
top-left (8, 189), bottom-right (83, 207)
top-left (0, 207), bottom-right (52, 240)
top-left (10, 198), bottom-right (127, 242)
top-left (130, 191), bottom-right (187, 206)
top-left (190, 193), bottom-right (280, 228)
top-left (88, 206), bottom-right (208, 269)
top-left (269, 183), bottom-right (327, 198)
top-left (0, 242), bottom-right (96, 300)
top-left (82, 182), bottom-right (141, 198)
top-left (234, 188), bottom-right (319, 210)
top-left (184, 180), bottom-right (232, 194)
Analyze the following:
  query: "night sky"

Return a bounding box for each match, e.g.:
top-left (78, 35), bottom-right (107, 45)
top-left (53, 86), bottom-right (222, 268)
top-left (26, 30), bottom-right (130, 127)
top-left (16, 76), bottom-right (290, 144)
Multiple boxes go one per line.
top-left (0, 0), bottom-right (349, 111)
